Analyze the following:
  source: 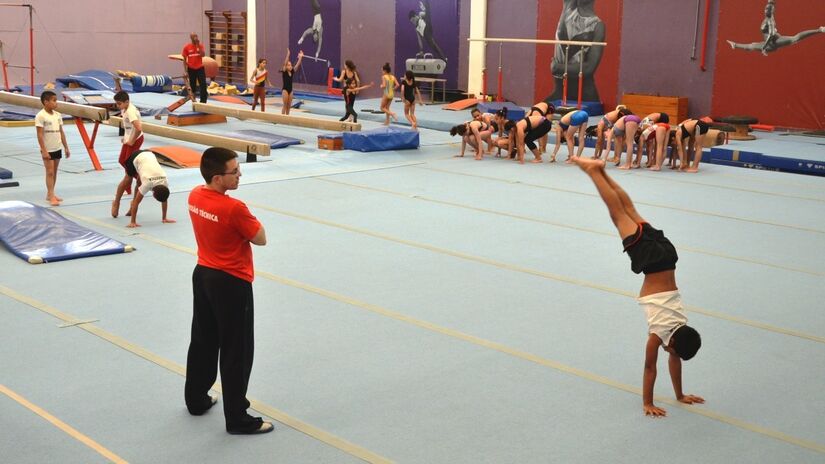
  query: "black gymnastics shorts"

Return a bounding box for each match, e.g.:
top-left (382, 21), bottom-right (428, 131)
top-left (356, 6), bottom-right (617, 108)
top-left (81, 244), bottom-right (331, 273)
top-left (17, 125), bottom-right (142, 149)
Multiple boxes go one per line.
top-left (124, 150), bottom-right (141, 178)
top-left (48, 150), bottom-right (62, 160)
top-left (622, 223), bottom-right (678, 275)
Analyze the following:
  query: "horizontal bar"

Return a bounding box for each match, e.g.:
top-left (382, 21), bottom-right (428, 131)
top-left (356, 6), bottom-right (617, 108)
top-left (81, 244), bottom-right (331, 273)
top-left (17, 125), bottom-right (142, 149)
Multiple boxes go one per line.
top-left (106, 116), bottom-right (271, 156)
top-left (0, 91), bottom-right (108, 121)
top-left (192, 102), bottom-right (361, 132)
top-left (468, 37), bottom-right (607, 47)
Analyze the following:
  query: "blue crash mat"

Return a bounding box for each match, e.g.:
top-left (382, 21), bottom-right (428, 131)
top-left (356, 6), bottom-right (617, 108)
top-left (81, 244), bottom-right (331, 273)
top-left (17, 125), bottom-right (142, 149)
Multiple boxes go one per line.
top-left (222, 130), bottom-right (303, 149)
top-left (0, 201), bottom-right (134, 264)
top-left (342, 126), bottom-right (420, 152)
top-left (476, 102), bottom-right (526, 121)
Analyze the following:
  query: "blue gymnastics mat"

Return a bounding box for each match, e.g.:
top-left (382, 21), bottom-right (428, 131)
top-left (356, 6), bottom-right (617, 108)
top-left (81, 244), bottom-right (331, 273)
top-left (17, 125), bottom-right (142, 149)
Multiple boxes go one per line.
top-left (0, 201), bottom-right (134, 264)
top-left (343, 126), bottom-right (420, 152)
top-left (55, 70), bottom-right (132, 92)
top-left (476, 102), bottom-right (525, 121)
top-left (222, 130), bottom-right (304, 149)
top-left (708, 146), bottom-right (825, 176)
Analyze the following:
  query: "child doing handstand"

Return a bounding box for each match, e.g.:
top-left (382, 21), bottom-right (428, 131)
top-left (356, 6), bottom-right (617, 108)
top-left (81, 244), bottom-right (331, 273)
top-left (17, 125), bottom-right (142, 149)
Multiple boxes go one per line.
top-left (573, 156), bottom-right (704, 417)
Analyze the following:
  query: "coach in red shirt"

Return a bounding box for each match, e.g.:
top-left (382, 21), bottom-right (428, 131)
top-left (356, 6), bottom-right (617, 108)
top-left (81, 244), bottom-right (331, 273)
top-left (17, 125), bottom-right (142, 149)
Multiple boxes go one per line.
top-left (182, 33), bottom-right (208, 103)
top-left (184, 147), bottom-right (273, 435)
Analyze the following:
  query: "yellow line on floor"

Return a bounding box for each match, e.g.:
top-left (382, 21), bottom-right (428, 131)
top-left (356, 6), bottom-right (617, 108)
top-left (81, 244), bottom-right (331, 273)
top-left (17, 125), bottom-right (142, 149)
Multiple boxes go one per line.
top-left (243, 202), bottom-right (825, 345)
top-left (313, 177), bottom-right (825, 277)
top-left (46, 212), bottom-right (825, 455)
top-left (0, 383), bottom-right (128, 464)
top-left (0, 285), bottom-right (392, 464)
top-left (414, 166), bottom-right (825, 235)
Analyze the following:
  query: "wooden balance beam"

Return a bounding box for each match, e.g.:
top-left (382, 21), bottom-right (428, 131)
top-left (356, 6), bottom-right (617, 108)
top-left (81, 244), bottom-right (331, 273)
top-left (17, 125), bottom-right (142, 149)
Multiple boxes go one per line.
top-left (1, 90), bottom-right (111, 169)
top-left (0, 90), bottom-right (108, 121)
top-left (191, 102), bottom-right (361, 132)
top-left (106, 116), bottom-right (271, 160)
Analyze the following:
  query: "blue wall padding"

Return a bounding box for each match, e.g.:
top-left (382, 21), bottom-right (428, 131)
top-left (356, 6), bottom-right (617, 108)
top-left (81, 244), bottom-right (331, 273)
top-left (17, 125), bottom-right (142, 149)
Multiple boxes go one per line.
top-left (130, 75), bottom-right (172, 92)
top-left (343, 127), bottom-right (420, 152)
top-left (222, 130), bottom-right (303, 149)
top-left (0, 168), bottom-right (12, 179)
top-left (476, 102), bottom-right (525, 121)
top-left (0, 201), bottom-right (133, 263)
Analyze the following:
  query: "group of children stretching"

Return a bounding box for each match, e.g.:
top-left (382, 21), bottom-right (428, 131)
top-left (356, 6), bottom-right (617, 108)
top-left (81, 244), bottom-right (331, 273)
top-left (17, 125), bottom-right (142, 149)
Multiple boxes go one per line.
top-left (449, 102), bottom-right (711, 173)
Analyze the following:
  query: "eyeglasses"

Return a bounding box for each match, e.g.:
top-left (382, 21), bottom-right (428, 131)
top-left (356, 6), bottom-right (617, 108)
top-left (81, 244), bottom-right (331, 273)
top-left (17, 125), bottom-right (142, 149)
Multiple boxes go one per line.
top-left (220, 167), bottom-right (240, 176)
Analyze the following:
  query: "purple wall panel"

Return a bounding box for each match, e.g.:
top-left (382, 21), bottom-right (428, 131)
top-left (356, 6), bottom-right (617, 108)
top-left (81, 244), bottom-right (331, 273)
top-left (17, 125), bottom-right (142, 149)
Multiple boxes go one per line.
top-left (340, 0), bottom-right (396, 99)
top-left (255, 1), bottom-right (292, 91)
top-left (484, 0), bottom-right (537, 105)
top-left (457, 0), bottom-right (471, 93)
top-left (617, 0), bottom-right (719, 118)
top-left (0, 0), bottom-right (212, 88)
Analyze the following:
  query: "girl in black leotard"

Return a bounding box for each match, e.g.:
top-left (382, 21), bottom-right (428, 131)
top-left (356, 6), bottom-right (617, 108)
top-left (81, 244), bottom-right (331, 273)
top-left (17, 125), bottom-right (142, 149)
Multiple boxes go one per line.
top-left (401, 71), bottom-right (423, 130)
top-left (280, 49), bottom-right (303, 115)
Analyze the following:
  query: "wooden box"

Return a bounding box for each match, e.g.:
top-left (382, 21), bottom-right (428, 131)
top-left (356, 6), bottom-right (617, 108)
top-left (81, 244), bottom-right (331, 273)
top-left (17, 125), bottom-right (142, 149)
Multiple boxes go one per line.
top-left (621, 93), bottom-right (688, 124)
top-left (318, 134), bottom-right (343, 150)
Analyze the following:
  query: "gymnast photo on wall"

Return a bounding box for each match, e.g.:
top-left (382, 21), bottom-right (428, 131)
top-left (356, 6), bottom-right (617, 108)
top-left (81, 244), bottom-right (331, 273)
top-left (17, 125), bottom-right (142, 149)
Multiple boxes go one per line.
top-left (726, 0), bottom-right (825, 55)
top-left (409, 0), bottom-right (446, 61)
top-left (297, 0), bottom-right (324, 58)
top-left (545, 0), bottom-right (605, 104)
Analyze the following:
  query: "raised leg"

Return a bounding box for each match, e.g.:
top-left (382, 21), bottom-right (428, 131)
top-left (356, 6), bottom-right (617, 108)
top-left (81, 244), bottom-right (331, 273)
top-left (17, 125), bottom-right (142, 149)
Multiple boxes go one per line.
top-left (573, 157), bottom-right (641, 238)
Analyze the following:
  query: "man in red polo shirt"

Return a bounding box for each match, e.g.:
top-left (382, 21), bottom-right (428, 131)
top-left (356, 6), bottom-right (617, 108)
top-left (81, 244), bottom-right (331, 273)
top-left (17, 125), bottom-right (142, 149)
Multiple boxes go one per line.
top-left (182, 33), bottom-right (208, 103)
top-left (184, 147), bottom-right (273, 435)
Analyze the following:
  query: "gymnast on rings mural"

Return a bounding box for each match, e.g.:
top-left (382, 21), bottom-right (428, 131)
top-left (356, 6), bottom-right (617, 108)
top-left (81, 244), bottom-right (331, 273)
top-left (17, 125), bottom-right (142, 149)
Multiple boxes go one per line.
top-left (546, 0), bottom-right (605, 103)
top-left (727, 0), bottom-right (825, 55)
top-left (297, 0), bottom-right (323, 58)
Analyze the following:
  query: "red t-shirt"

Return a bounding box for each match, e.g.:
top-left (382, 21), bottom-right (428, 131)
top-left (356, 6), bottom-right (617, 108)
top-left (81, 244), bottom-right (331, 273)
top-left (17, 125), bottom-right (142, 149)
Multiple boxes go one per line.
top-left (188, 185), bottom-right (261, 282)
top-left (182, 43), bottom-right (205, 70)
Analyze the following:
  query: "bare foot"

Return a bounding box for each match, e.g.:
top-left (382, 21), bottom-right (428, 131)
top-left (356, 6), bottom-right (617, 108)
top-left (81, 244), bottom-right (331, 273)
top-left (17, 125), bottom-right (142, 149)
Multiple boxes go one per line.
top-left (565, 157), bottom-right (575, 164)
top-left (686, 168), bottom-right (699, 173)
top-left (618, 164), bottom-right (631, 170)
top-left (572, 156), bottom-right (606, 172)
top-left (111, 199), bottom-right (120, 218)
top-left (649, 166), bottom-right (661, 171)
top-left (49, 197), bottom-right (60, 206)
top-left (530, 158), bottom-right (542, 163)
top-left (631, 162), bottom-right (641, 169)
top-left (548, 157), bottom-right (556, 163)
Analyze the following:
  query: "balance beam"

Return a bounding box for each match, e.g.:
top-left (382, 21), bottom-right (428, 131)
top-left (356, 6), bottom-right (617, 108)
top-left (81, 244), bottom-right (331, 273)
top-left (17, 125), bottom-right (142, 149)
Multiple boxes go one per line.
top-left (192, 102), bottom-right (361, 132)
top-left (107, 116), bottom-right (271, 160)
top-left (0, 91), bottom-right (108, 121)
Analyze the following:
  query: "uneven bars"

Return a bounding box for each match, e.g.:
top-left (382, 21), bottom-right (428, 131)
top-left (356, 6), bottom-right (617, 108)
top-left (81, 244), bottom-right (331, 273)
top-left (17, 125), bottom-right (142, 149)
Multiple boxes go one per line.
top-left (468, 37), bottom-right (607, 47)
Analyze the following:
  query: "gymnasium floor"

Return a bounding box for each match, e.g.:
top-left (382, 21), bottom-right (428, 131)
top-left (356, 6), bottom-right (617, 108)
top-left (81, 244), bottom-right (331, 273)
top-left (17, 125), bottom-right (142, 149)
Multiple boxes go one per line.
top-left (1, 96), bottom-right (824, 463)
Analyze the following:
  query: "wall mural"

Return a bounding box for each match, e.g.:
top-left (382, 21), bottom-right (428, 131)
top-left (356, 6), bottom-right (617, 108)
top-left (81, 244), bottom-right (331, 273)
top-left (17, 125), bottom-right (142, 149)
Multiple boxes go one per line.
top-left (289, 0), bottom-right (342, 85)
top-left (394, 0), bottom-right (460, 89)
top-left (535, 0), bottom-right (621, 108)
top-left (714, 0), bottom-right (825, 128)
